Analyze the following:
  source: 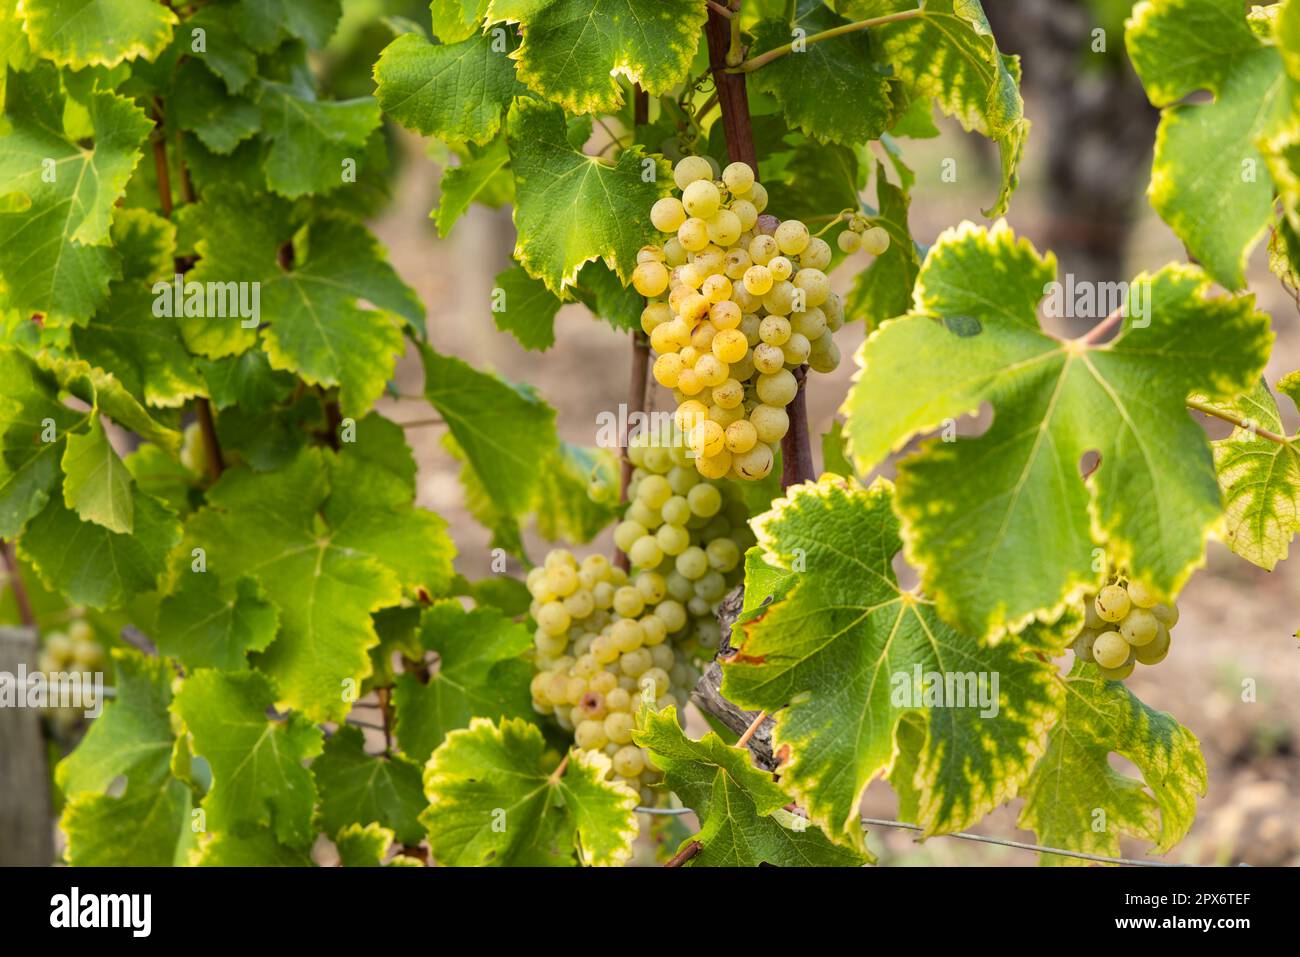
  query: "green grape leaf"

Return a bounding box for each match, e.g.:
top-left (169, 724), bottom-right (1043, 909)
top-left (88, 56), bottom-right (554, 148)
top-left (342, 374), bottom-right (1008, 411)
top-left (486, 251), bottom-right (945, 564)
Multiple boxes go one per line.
top-left (335, 822), bottom-right (395, 867)
top-left (491, 264), bottom-right (563, 351)
top-left (174, 668), bottom-right (324, 848)
top-left (435, 138), bottom-right (512, 236)
top-left (635, 706), bottom-right (869, 867)
top-left (844, 161), bottom-right (921, 329)
top-left (721, 476), bottom-right (1062, 851)
top-left (314, 724), bottom-right (426, 846)
top-left (1199, 374), bottom-right (1300, 571)
top-left (421, 717), bottom-right (638, 866)
top-left (57, 650), bottom-right (192, 866)
top-left (374, 29), bottom-right (525, 146)
top-left (747, 2), bottom-right (893, 147)
top-left (154, 574), bottom-right (279, 671)
top-left (420, 344), bottom-right (558, 517)
top-left (232, 0), bottom-right (341, 51)
top-left (183, 448), bottom-right (454, 722)
top-left (171, 59), bottom-right (261, 154)
top-left (432, 0), bottom-right (491, 42)
top-left (18, 0), bottom-right (177, 69)
top-left (37, 353), bottom-right (181, 450)
top-left (492, 0), bottom-right (706, 114)
top-left (821, 419), bottom-right (853, 477)
top-left (768, 139), bottom-right (860, 227)
top-left (841, 221), bottom-right (1272, 639)
top-left (0, 66), bottom-right (152, 323)
top-left (1018, 661), bottom-right (1207, 864)
top-left (392, 600), bottom-right (534, 763)
top-left (1125, 0), bottom-right (1288, 289)
top-left (194, 829), bottom-right (314, 866)
top-left (183, 6), bottom-right (259, 93)
top-left (198, 350), bottom-right (295, 411)
top-left (256, 82), bottom-right (381, 198)
top-left (534, 442), bottom-right (622, 542)
top-left (176, 188), bottom-right (421, 417)
top-left (0, 346), bottom-right (84, 537)
top-left (843, 0), bottom-right (1028, 216)
top-left (572, 259), bottom-right (643, 332)
top-left (0, 1), bottom-right (36, 103)
top-left (61, 413), bottom-right (134, 533)
top-left (507, 98), bottom-right (671, 293)
top-left (21, 484), bottom-right (180, 609)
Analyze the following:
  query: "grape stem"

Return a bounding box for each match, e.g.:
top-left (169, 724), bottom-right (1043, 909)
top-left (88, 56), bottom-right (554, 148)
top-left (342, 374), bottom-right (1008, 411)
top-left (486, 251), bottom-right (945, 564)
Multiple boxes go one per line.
top-left (1, 541), bottom-right (36, 629)
top-left (547, 751), bottom-right (571, 784)
top-left (704, 0), bottom-right (732, 18)
top-left (729, 8), bottom-right (923, 73)
top-left (1185, 398), bottom-right (1292, 445)
top-left (663, 840), bottom-right (703, 867)
top-left (735, 709), bottom-right (769, 748)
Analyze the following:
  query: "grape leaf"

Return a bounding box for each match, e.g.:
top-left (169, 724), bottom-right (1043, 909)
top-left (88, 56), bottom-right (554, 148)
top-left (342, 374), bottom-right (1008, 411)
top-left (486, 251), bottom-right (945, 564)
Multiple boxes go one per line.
top-left (420, 344), bottom-right (558, 517)
top-left (18, 0), bottom-right (177, 69)
top-left (0, 65), bottom-right (152, 323)
top-left (198, 350), bottom-right (295, 412)
top-left (177, 188), bottom-right (421, 417)
top-left (506, 98), bottom-right (671, 293)
top-left (36, 353), bottom-right (182, 450)
top-left (432, 0), bottom-right (491, 43)
top-left (256, 81), bottom-right (381, 198)
top-left (182, 6), bottom-right (259, 94)
top-left (1199, 374), bottom-right (1300, 571)
top-left (841, 0), bottom-right (1028, 216)
top-left (747, 2), bottom-right (893, 147)
top-left (182, 447), bottom-right (454, 722)
top-left (1125, 0), bottom-right (1289, 289)
top-left (635, 706), bottom-right (870, 867)
top-left (314, 724), bottom-right (426, 846)
top-left (435, 138), bottom-right (512, 236)
top-left (490, 0), bottom-right (706, 115)
top-left (392, 600), bottom-right (534, 763)
top-left (0, 0), bottom-right (35, 103)
top-left (572, 259), bottom-right (643, 332)
top-left (533, 442), bottom-right (622, 543)
top-left (0, 346), bottom-right (84, 537)
top-left (421, 717), bottom-right (638, 866)
top-left (194, 829), bottom-right (314, 866)
top-left (841, 221), bottom-right (1272, 639)
top-left (721, 476), bottom-right (1062, 851)
top-left (61, 413), bottom-right (134, 534)
top-left (843, 161), bottom-right (920, 330)
top-left (171, 59), bottom-right (261, 154)
top-left (373, 29), bottom-right (525, 146)
top-left (232, 0), bottom-right (342, 51)
top-left (57, 650), bottom-right (193, 866)
top-left (491, 264), bottom-right (562, 350)
top-left (1018, 661), bottom-right (1206, 865)
top-left (21, 483), bottom-right (180, 609)
top-left (174, 668), bottom-right (324, 849)
top-left (154, 574), bottom-right (279, 671)
top-left (335, 822), bottom-right (396, 866)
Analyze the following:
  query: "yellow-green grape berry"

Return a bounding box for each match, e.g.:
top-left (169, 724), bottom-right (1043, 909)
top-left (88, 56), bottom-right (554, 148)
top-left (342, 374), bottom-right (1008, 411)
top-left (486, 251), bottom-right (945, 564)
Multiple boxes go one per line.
top-left (613, 745), bottom-right (646, 778)
top-left (782, 332), bottom-right (811, 366)
top-left (791, 307), bottom-right (827, 340)
top-left (611, 618), bottom-right (645, 653)
top-left (793, 268), bottom-right (830, 307)
top-left (572, 654), bottom-right (602, 680)
top-left (649, 643), bottom-right (675, 670)
top-left (1092, 631), bottom-right (1129, 669)
top-left (800, 237), bottom-right (832, 270)
top-left (591, 634), bottom-right (620, 664)
top-left (731, 199), bottom-right (759, 231)
top-left (735, 443), bottom-right (775, 481)
top-left (653, 353), bottom-right (684, 389)
top-left (707, 209), bottom-right (742, 246)
top-left (592, 581), bottom-right (616, 610)
top-left (743, 264), bottom-right (774, 296)
top-left (614, 520), bottom-right (647, 553)
top-left (757, 369), bottom-right (798, 407)
top-left (656, 522), bottom-right (690, 556)
top-left (1072, 629), bottom-right (1099, 663)
top-left (861, 226), bottom-right (890, 255)
top-left (807, 332), bottom-right (840, 374)
top-left (641, 615), bottom-right (669, 647)
top-left (762, 281), bottom-right (797, 316)
top-left (722, 161), bottom-right (755, 194)
top-left (712, 330), bottom-right (748, 365)
top-left (1126, 580), bottom-right (1159, 608)
top-left (751, 404), bottom-right (790, 444)
top-left (664, 236), bottom-right (688, 265)
top-left (629, 535), bottom-right (664, 569)
top-left (837, 229), bottom-right (862, 253)
top-left (632, 261), bottom-right (669, 297)
top-left (614, 586), bottom-right (646, 619)
top-left (1135, 624), bottom-right (1171, 665)
top-left (687, 483), bottom-right (722, 517)
top-left (575, 719), bottom-right (609, 750)
top-left (537, 601), bottom-right (571, 636)
top-left (604, 711), bottom-right (636, 744)
top-left (46, 632), bottom-right (73, 662)
top-left (636, 572), bottom-right (667, 604)
top-left (639, 667), bottom-right (671, 699)
top-left (651, 196), bottom-right (687, 232)
top-left (750, 342), bottom-right (784, 375)
top-left (563, 589), bottom-right (595, 620)
top-left (682, 179), bottom-right (721, 219)
top-left (700, 273), bottom-right (733, 304)
top-left (775, 219), bottom-right (810, 255)
top-left (759, 314), bottom-right (791, 346)
top-left (748, 234), bottom-right (778, 265)
top-left (695, 570), bottom-right (727, 602)
top-left (620, 647), bottom-right (653, 678)
top-left (637, 473), bottom-right (672, 509)
top-left (725, 419), bottom-right (758, 454)
top-left (1094, 584), bottom-right (1131, 622)
top-left (606, 687), bottom-right (632, 712)
top-left (1083, 594), bottom-right (1105, 630)
top-left (68, 620), bottom-right (94, 644)
top-left (1120, 608), bottom-right (1158, 646)
top-left (1152, 602), bottom-right (1179, 628)
top-left (767, 255), bottom-right (793, 282)
top-left (673, 155), bottom-right (713, 190)
top-left (656, 600), bottom-right (688, 633)
top-left (706, 537), bottom-right (741, 573)
top-left (660, 494), bottom-right (691, 527)
top-left (675, 546), bottom-right (709, 580)
top-left (1098, 657), bottom-right (1136, 681)
top-left (548, 563), bottom-right (579, 597)
top-left (749, 181), bottom-right (769, 213)
top-left (678, 217), bottom-right (710, 252)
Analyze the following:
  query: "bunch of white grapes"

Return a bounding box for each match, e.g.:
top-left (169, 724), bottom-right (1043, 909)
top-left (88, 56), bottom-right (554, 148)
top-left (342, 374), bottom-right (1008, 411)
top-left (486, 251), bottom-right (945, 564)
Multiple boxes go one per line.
top-left (1071, 578), bottom-right (1179, 680)
top-left (632, 156), bottom-right (866, 481)
top-left (37, 620), bottom-right (105, 730)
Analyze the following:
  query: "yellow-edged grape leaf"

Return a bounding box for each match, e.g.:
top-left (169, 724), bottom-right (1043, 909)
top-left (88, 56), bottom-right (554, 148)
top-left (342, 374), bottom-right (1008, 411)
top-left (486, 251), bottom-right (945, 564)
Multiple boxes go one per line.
top-left (18, 0), bottom-right (177, 69)
top-left (1198, 374), bottom-right (1300, 571)
top-left (634, 706), bottom-right (870, 867)
top-left (721, 476), bottom-right (1062, 852)
top-left (0, 1), bottom-right (35, 103)
top-left (506, 98), bottom-right (671, 293)
top-left (374, 28), bottom-right (525, 146)
top-left (61, 413), bottom-right (133, 534)
top-left (36, 353), bottom-right (182, 451)
top-left (841, 221), bottom-right (1272, 640)
top-left (421, 717), bottom-right (638, 867)
top-left (56, 650), bottom-right (193, 866)
top-left (392, 600), bottom-right (534, 763)
top-left (0, 346), bottom-right (84, 537)
top-left (194, 828), bottom-right (314, 866)
top-left (432, 0), bottom-right (490, 42)
top-left (176, 187), bottom-right (421, 417)
top-left (334, 822), bottom-right (397, 867)
top-left (489, 0), bottom-right (706, 115)
top-left (314, 725), bottom-right (427, 846)
top-left (154, 573), bottom-right (279, 671)
top-left (173, 668), bottom-right (323, 849)
top-left (747, 1), bottom-right (893, 147)
top-left (1125, 0), bottom-right (1290, 289)
top-left (420, 344), bottom-right (557, 518)
top-left (1018, 661), bottom-right (1207, 865)
top-left (533, 442), bottom-right (622, 543)
top-left (0, 65), bottom-right (152, 323)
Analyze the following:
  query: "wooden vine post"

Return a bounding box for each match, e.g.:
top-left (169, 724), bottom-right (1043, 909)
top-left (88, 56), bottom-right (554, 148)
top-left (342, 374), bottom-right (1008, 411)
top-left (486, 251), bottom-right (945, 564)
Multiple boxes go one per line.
top-left (705, 5), bottom-right (816, 489)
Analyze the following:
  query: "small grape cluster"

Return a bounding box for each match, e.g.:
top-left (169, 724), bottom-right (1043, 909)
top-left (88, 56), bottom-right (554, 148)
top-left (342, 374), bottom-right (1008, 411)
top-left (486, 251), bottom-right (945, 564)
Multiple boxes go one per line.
top-left (632, 156), bottom-right (865, 481)
top-left (37, 620), bottom-right (105, 731)
top-left (529, 433), bottom-right (753, 800)
top-left (1072, 578), bottom-right (1179, 680)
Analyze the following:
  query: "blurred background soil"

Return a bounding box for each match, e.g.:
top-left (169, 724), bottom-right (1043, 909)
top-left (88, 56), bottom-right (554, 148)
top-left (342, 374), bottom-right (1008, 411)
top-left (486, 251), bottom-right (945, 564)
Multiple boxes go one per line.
top-left (365, 6), bottom-right (1300, 865)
